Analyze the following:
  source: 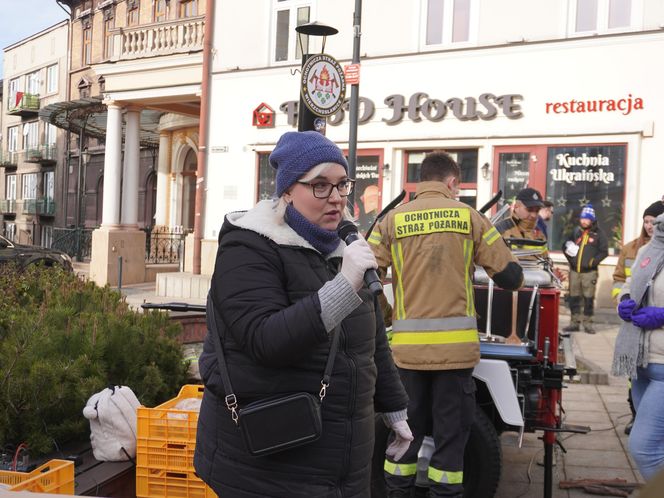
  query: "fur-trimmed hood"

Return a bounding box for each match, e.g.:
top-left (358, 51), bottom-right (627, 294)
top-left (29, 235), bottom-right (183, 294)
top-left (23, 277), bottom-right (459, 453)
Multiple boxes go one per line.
top-left (221, 200), bottom-right (345, 259)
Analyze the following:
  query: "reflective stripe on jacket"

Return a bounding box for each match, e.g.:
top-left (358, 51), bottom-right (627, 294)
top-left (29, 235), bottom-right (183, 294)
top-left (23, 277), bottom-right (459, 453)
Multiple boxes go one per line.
top-left (369, 182), bottom-right (521, 370)
top-left (494, 216), bottom-right (548, 257)
top-left (612, 237), bottom-right (648, 300)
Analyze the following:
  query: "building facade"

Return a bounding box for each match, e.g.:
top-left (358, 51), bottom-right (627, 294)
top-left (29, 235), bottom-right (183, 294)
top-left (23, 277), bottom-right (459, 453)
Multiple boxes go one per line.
top-left (204, 0), bottom-right (664, 306)
top-left (42, 0), bottom-right (205, 284)
top-left (1, 21), bottom-right (68, 247)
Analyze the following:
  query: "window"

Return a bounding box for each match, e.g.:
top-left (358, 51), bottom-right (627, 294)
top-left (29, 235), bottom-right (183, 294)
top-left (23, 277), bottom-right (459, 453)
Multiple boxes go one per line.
top-left (8, 78), bottom-right (20, 109)
top-left (424, 0), bottom-right (476, 46)
top-left (7, 126), bottom-right (19, 152)
top-left (83, 24), bottom-right (92, 65)
top-left (179, 0), bottom-right (197, 17)
top-left (44, 170), bottom-right (55, 200)
top-left (353, 153), bottom-right (384, 235)
top-left (27, 71), bottom-right (40, 95)
top-left (153, 0), bottom-right (168, 22)
top-left (46, 124), bottom-right (58, 146)
top-left (104, 15), bottom-right (115, 59)
top-left (273, 1), bottom-right (311, 62)
top-left (256, 152), bottom-right (276, 201)
top-left (4, 222), bottom-right (16, 242)
top-left (6, 175), bottom-right (17, 200)
top-left (24, 122), bottom-right (39, 151)
top-left (546, 144), bottom-right (626, 254)
top-left (127, 1), bottom-right (140, 25)
top-left (570, 0), bottom-right (642, 34)
top-left (41, 225), bottom-right (53, 248)
top-left (404, 149), bottom-right (478, 207)
top-left (22, 173), bottom-right (38, 200)
top-left (46, 64), bottom-right (58, 93)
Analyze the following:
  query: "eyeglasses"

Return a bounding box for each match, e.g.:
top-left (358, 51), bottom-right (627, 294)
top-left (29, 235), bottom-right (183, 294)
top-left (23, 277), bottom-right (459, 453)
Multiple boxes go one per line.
top-left (297, 179), bottom-right (355, 199)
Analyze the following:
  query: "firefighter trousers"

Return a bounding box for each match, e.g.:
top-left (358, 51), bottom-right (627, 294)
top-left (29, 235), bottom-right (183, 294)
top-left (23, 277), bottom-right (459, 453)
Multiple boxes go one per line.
top-left (385, 368), bottom-right (476, 498)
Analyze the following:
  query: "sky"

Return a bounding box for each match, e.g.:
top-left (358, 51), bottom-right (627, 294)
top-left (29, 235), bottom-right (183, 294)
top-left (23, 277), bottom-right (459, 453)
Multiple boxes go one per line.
top-left (0, 0), bottom-right (69, 77)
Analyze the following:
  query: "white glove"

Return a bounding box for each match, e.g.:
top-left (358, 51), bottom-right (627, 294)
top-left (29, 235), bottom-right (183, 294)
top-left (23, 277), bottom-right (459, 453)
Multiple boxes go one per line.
top-left (564, 241), bottom-right (579, 258)
top-left (340, 238), bottom-right (378, 292)
top-left (386, 420), bottom-right (414, 462)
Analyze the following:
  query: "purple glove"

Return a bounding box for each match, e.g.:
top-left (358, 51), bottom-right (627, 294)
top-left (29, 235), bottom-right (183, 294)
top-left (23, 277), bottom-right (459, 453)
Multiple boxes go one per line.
top-left (631, 306), bottom-right (664, 330)
top-left (618, 299), bottom-right (637, 322)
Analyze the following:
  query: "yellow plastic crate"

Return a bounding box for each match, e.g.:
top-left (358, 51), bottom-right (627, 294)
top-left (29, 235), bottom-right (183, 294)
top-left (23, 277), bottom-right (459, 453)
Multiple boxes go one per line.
top-left (0, 459), bottom-right (75, 494)
top-left (136, 467), bottom-right (216, 498)
top-left (137, 385), bottom-right (204, 444)
top-left (136, 439), bottom-right (195, 473)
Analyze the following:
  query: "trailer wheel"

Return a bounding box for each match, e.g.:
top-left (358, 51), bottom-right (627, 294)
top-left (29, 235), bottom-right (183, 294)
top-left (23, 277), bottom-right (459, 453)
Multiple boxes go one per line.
top-left (371, 408), bottom-right (502, 498)
top-left (463, 408), bottom-right (502, 498)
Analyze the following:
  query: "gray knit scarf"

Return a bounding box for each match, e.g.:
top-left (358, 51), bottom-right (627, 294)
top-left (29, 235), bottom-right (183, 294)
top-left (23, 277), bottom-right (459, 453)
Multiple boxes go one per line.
top-left (612, 213), bottom-right (664, 377)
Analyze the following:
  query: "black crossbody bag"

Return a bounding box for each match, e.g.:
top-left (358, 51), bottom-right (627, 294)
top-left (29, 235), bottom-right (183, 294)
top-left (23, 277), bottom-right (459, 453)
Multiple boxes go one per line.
top-left (207, 293), bottom-right (340, 457)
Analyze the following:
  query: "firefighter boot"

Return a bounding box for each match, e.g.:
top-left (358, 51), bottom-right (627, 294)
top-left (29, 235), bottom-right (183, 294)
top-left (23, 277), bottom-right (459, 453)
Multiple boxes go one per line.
top-left (583, 297), bottom-right (596, 334)
top-left (563, 296), bottom-right (582, 332)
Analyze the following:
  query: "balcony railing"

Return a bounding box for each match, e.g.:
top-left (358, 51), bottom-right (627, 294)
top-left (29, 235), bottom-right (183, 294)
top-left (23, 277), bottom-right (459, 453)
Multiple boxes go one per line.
top-left (37, 198), bottom-right (56, 216)
top-left (8, 93), bottom-right (40, 116)
top-left (113, 15), bottom-right (204, 60)
top-left (0, 151), bottom-right (18, 167)
top-left (24, 145), bottom-right (57, 164)
top-left (22, 199), bottom-right (38, 215)
top-left (0, 200), bottom-right (16, 214)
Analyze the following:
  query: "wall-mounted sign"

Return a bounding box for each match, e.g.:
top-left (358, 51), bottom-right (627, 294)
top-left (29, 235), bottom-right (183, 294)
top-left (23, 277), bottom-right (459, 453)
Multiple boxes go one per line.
top-left (301, 54), bottom-right (346, 117)
top-left (545, 94), bottom-right (644, 116)
top-left (252, 103), bottom-right (275, 128)
top-left (344, 63), bottom-right (361, 85)
top-left (278, 92), bottom-right (523, 127)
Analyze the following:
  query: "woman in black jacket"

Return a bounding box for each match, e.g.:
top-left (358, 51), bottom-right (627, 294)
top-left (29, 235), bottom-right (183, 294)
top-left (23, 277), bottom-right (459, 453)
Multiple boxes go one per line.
top-left (194, 131), bottom-right (411, 498)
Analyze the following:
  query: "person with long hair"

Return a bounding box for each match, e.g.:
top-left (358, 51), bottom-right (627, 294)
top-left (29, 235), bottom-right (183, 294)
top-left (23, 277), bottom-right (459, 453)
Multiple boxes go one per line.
top-left (613, 212), bottom-right (664, 480)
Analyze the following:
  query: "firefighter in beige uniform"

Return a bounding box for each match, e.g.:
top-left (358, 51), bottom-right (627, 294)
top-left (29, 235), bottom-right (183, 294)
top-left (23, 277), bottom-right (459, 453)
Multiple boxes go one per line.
top-left (369, 152), bottom-right (523, 498)
top-left (495, 187), bottom-right (548, 256)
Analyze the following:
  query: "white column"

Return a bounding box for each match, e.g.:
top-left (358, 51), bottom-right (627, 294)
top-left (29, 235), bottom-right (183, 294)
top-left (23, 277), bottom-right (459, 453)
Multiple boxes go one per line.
top-left (154, 132), bottom-right (170, 226)
top-left (101, 102), bottom-right (123, 227)
top-left (121, 107), bottom-right (141, 227)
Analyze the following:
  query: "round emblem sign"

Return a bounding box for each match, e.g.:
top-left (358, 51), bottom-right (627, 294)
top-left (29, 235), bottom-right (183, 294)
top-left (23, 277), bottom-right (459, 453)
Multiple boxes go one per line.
top-left (301, 54), bottom-right (346, 117)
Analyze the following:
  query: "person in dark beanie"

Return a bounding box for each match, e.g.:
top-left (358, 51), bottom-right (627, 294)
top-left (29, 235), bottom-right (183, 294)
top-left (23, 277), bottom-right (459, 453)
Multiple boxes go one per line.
top-left (194, 131), bottom-right (410, 498)
top-left (612, 198), bottom-right (664, 434)
top-left (562, 204), bottom-right (609, 334)
top-left (495, 187), bottom-right (548, 256)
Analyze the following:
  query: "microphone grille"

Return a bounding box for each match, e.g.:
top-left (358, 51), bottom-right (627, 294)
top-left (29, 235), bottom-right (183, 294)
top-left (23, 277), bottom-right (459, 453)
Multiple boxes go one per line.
top-left (336, 220), bottom-right (358, 240)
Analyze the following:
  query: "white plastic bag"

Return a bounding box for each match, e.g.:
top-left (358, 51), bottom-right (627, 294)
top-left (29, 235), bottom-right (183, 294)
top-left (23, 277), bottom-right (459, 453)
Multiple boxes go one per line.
top-left (82, 385), bottom-right (140, 462)
top-left (564, 241), bottom-right (579, 258)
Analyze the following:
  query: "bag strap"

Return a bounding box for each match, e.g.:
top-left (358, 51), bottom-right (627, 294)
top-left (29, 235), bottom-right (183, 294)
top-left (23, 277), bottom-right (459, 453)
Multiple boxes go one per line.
top-left (207, 292), bottom-right (341, 426)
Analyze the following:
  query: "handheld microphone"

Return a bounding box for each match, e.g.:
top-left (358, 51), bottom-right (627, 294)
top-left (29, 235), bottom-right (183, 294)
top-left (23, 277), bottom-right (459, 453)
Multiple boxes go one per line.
top-left (337, 220), bottom-right (383, 296)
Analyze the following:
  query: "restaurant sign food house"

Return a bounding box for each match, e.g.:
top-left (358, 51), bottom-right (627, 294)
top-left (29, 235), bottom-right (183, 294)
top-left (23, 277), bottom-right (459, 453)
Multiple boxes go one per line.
top-left (278, 92), bottom-right (524, 127)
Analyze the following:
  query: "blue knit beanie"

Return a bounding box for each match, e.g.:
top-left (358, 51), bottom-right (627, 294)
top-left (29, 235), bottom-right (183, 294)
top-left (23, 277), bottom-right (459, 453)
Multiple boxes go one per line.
top-left (580, 204), bottom-right (596, 222)
top-left (269, 131), bottom-right (348, 196)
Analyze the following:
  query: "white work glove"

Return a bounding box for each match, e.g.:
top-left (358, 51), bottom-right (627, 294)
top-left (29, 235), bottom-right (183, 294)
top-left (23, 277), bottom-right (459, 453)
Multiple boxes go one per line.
top-left (564, 241), bottom-right (579, 258)
top-left (386, 420), bottom-right (414, 462)
top-left (340, 237), bottom-right (378, 292)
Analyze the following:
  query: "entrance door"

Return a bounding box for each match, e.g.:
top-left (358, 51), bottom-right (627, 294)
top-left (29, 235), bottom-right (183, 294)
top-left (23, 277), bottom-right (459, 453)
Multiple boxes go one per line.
top-left (493, 145), bottom-right (547, 212)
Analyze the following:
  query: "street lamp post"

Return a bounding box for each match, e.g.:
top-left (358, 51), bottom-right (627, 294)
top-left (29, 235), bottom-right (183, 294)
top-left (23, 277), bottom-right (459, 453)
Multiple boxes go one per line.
top-left (76, 146), bottom-right (91, 262)
top-left (346, 0), bottom-right (363, 209)
top-left (294, 22), bottom-right (339, 133)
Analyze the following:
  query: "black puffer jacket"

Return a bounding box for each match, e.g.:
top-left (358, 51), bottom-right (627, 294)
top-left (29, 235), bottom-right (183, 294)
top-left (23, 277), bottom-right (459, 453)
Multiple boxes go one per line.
top-left (563, 222), bottom-right (609, 273)
top-left (193, 201), bottom-right (408, 498)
